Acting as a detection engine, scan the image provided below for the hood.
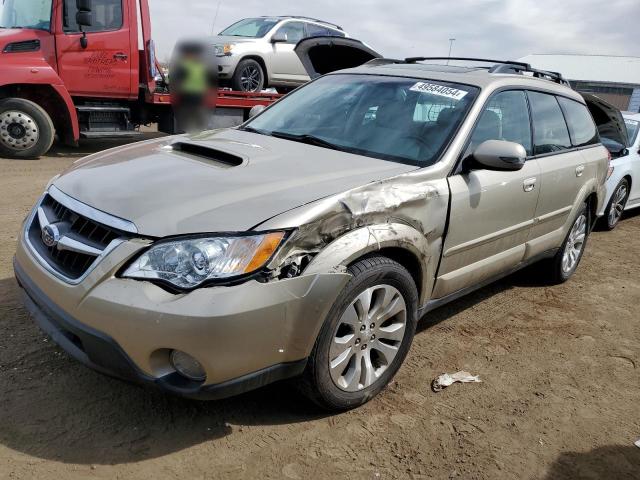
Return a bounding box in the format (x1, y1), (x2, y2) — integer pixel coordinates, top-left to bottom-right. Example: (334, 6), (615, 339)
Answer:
(52, 129), (417, 237)
(581, 93), (629, 147)
(294, 36), (381, 79)
(0, 28), (47, 53)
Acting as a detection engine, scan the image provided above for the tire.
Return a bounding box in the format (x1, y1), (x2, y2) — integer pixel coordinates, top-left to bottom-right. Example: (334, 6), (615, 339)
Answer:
(546, 203), (590, 284)
(601, 178), (629, 230)
(0, 98), (55, 159)
(231, 59), (265, 92)
(299, 255), (418, 411)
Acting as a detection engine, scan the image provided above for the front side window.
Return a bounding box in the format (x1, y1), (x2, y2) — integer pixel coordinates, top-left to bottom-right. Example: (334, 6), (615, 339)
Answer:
(0, 0), (52, 30)
(528, 91), (572, 155)
(63, 0), (122, 32)
(219, 17), (279, 38)
(306, 23), (345, 37)
(244, 74), (478, 166)
(275, 21), (305, 44)
(557, 97), (599, 147)
(466, 90), (532, 157)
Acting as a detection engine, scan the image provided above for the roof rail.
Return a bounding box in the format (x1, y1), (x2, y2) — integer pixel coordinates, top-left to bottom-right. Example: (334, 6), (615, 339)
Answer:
(276, 16), (343, 30)
(402, 57), (569, 85)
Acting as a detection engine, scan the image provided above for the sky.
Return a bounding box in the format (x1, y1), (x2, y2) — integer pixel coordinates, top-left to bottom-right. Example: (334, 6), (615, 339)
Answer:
(148, 0), (640, 62)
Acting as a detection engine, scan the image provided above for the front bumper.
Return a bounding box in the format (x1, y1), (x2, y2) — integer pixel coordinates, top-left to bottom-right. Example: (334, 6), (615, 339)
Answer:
(216, 55), (239, 80)
(14, 237), (349, 399)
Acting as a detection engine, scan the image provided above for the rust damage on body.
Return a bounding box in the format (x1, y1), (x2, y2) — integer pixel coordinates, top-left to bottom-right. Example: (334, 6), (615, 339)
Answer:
(262, 172), (450, 304)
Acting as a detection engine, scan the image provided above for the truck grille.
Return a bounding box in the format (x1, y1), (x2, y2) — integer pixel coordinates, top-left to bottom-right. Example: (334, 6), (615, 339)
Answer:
(26, 189), (135, 282)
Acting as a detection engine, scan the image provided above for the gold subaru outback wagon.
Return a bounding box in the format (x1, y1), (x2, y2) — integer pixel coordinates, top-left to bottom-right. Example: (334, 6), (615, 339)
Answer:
(15, 56), (615, 410)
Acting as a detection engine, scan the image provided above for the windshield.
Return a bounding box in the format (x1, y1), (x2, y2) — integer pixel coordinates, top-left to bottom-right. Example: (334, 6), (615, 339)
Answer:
(219, 17), (279, 38)
(0, 0), (52, 30)
(244, 74), (478, 166)
(624, 118), (640, 146)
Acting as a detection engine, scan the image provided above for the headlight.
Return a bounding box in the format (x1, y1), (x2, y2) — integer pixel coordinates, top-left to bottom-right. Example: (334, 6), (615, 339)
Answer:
(214, 43), (234, 56)
(123, 232), (285, 289)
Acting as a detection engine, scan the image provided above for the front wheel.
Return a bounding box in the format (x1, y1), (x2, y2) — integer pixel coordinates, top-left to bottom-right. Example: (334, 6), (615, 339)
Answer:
(231, 59), (265, 92)
(300, 255), (418, 411)
(602, 178), (629, 230)
(0, 98), (55, 159)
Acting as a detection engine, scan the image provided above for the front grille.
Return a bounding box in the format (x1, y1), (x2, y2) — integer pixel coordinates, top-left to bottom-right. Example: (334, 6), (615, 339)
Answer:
(27, 193), (133, 281)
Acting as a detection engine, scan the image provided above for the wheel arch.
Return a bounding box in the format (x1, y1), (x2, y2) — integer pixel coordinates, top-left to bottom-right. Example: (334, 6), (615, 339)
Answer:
(238, 55), (269, 85)
(0, 83), (79, 146)
(302, 223), (436, 306)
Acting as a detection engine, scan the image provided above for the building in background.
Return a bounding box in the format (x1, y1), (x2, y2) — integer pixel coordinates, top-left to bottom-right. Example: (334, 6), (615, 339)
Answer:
(518, 54), (640, 113)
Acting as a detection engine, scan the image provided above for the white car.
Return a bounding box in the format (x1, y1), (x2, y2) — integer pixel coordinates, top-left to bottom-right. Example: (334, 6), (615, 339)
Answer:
(599, 111), (640, 229)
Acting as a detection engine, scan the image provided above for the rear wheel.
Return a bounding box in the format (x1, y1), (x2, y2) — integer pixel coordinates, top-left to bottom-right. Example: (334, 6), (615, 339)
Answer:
(602, 178), (629, 230)
(300, 255), (418, 411)
(546, 203), (590, 284)
(231, 59), (265, 92)
(0, 98), (55, 159)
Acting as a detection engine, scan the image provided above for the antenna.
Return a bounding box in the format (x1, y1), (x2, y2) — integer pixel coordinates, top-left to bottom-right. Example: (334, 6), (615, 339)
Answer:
(211, 0), (222, 35)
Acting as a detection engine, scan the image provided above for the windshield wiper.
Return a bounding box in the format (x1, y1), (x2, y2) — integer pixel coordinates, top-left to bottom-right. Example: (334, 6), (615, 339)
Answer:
(270, 131), (342, 151)
(240, 126), (269, 135)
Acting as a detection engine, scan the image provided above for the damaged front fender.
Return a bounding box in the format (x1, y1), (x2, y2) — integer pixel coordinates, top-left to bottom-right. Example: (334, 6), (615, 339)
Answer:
(259, 170), (451, 306)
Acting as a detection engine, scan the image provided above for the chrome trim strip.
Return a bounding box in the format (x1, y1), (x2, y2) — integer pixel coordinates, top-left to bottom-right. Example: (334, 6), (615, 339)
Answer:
(56, 236), (103, 256)
(48, 185), (138, 234)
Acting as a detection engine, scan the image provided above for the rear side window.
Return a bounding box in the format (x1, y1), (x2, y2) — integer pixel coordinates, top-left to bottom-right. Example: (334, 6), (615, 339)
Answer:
(557, 97), (599, 147)
(63, 0), (123, 32)
(466, 90), (532, 156)
(528, 91), (572, 155)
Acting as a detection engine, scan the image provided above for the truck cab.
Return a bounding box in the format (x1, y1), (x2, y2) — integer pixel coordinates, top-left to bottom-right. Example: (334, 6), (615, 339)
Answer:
(0, 0), (164, 158)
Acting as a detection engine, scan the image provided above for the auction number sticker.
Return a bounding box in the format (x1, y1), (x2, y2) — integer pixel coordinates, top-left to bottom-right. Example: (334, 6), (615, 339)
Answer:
(409, 82), (468, 100)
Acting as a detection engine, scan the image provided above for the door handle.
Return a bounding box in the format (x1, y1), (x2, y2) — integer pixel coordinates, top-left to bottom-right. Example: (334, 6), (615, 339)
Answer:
(575, 165), (585, 177)
(113, 53), (128, 61)
(523, 177), (537, 192)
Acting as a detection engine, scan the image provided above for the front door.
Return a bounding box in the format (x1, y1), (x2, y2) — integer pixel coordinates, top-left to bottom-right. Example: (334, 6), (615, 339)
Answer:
(434, 90), (541, 298)
(55, 0), (133, 98)
(268, 21), (308, 83)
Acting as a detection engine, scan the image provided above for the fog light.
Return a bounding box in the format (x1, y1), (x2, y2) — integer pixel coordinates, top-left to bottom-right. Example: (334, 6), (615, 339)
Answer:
(170, 350), (206, 381)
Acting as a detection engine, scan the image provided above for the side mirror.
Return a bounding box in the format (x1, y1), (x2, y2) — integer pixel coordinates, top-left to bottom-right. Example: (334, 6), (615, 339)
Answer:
(271, 31), (288, 43)
(248, 105), (265, 118)
(473, 140), (527, 171)
(76, 0), (92, 10)
(76, 11), (92, 27)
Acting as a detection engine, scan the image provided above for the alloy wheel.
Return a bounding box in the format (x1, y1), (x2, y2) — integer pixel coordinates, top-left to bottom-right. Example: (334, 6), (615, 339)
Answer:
(608, 183), (628, 228)
(329, 284), (407, 392)
(239, 65), (262, 92)
(562, 213), (587, 274)
(0, 110), (40, 151)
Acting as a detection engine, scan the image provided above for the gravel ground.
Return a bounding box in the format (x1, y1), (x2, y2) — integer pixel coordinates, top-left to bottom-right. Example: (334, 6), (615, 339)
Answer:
(0, 136), (639, 480)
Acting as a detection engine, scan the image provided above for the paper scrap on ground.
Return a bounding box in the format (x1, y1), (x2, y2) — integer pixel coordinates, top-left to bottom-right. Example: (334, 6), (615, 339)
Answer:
(635, 439), (640, 448)
(432, 371), (482, 392)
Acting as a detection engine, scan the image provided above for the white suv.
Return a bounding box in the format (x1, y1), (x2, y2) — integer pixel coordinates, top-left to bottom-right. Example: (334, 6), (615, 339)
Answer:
(212, 16), (347, 92)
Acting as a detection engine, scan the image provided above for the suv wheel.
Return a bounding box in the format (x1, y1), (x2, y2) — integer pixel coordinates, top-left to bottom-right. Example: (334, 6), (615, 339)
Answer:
(602, 178), (629, 230)
(231, 59), (265, 92)
(300, 255), (418, 411)
(0, 98), (55, 159)
(547, 203), (590, 284)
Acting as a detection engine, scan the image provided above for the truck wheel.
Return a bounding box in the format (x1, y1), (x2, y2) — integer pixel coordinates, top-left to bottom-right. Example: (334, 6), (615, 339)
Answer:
(231, 59), (265, 92)
(546, 203), (590, 284)
(601, 178), (629, 230)
(0, 98), (55, 159)
(300, 255), (418, 411)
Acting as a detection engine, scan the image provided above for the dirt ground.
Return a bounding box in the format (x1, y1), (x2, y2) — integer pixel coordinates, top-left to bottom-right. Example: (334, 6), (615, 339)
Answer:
(0, 136), (639, 480)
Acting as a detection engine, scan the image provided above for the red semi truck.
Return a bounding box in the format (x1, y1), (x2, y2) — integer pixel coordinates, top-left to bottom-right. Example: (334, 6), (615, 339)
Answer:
(0, 0), (281, 159)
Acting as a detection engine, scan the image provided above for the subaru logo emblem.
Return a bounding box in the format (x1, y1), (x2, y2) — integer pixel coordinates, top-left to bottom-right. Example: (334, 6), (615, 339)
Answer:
(41, 224), (60, 248)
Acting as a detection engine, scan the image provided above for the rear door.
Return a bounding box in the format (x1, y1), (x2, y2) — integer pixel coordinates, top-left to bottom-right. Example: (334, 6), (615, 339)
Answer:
(526, 92), (600, 254)
(268, 21), (308, 83)
(434, 90), (541, 298)
(55, 0), (133, 98)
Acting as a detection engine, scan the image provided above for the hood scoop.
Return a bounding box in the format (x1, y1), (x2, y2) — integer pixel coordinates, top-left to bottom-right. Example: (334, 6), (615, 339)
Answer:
(170, 142), (244, 168)
(3, 39), (40, 53)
